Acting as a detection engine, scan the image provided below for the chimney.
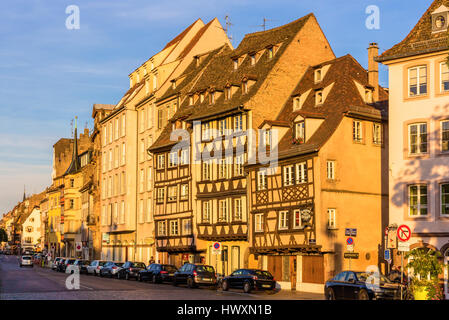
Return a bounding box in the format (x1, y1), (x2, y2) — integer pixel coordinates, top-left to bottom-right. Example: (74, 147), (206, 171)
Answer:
(368, 42), (379, 102)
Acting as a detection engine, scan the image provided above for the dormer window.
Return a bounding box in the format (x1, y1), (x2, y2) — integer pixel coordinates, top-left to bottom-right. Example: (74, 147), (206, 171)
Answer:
(195, 57), (200, 67)
(294, 122), (305, 144)
(243, 82), (248, 94)
(432, 5), (449, 33)
(365, 88), (373, 103)
(293, 97), (300, 110)
(250, 55), (256, 66)
(172, 80), (176, 90)
(210, 92), (215, 104)
(189, 96), (193, 106)
(225, 87), (231, 100)
(200, 93), (205, 103)
(314, 69), (322, 83)
(315, 90), (323, 105)
(233, 59), (238, 70)
(268, 47), (273, 59)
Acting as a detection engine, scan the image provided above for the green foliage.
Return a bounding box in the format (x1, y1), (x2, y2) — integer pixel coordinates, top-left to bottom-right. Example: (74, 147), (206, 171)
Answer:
(406, 248), (444, 300)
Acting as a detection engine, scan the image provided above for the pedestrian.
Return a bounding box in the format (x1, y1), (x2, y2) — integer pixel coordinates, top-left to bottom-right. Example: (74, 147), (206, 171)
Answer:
(148, 256), (155, 266)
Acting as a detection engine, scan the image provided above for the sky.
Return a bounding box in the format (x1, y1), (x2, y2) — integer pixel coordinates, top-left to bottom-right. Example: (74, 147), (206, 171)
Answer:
(0, 0), (433, 216)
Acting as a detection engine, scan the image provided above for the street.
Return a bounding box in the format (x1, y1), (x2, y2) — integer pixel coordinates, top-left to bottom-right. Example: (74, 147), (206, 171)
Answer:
(0, 255), (323, 300)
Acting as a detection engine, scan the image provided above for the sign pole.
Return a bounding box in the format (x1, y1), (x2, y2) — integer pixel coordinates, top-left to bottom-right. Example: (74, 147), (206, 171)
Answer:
(400, 251), (404, 300)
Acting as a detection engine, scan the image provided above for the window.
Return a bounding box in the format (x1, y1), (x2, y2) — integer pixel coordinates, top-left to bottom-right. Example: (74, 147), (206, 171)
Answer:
(441, 62), (449, 92)
(158, 221), (167, 236)
(293, 97), (300, 110)
(283, 165), (294, 186)
(219, 158), (230, 179)
(295, 122), (305, 141)
(169, 151), (178, 168)
(328, 209), (336, 229)
(170, 220), (179, 236)
(296, 162), (308, 184)
(180, 149), (189, 165)
(373, 123), (383, 145)
(121, 171), (126, 194)
(408, 66), (427, 97)
(114, 118), (119, 139)
(156, 188), (165, 203)
(203, 201), (211, 223)
(121, 143), (126, 165)
(268, 47), (273, 59)
(293, 209), (302, 229)
(182, 219), (192, 235)
(441, 184), (449, 216)
(202, 161), (211, 180)
(327, 161), (335, 180)
(409, 123), (428, 155)
(234, 198), (242, 221)
(255, 213), (264, 232)
(180, 184), (188, 200)
(234, 114), (243, 131)
(314, 69), (322, 82)
(120, 201), (125, 224)
(210, 92), (215, 104)
(69, 199), (74, 209)
(243, 81), (248, 94)
(108, 149), (113, 170)
(264, 129), (272, 147)
(139, 199), (144, 223)
(108, 122), (113, 143)
(140, 139), (145, 162)
(279, 211), (289, 230)
(139, 169), (145, 193)
(114, 146), (119, 167)
(442, 121), (449, 152)
(315, 90), (323, 105)
(235, 154), (244, 176)
(102, 152), (106, 173)
(353, 120), (363, 143)
(250, 54), (256, 66)
(168, 186), (177, 202)
(225, 87), (232, 100)
(257, 170), (267, 191)
(233, 59), (238, 70)
(409, 184), (428, 216)
(70, 179), (74, 188)
(202, 122), (211, 140)
(121, 115), (126, 137)
(103, 126), (107, 146)
(157, 109), (163, 129)
(157, 154), (165, 169)
(218, 199), (228, 222)
(365, 89), (373, 103)
(219, 119), (227, 136)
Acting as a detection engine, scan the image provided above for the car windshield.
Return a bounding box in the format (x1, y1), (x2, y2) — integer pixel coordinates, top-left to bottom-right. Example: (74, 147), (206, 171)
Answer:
(115, 263), (124, 267)
(356, 272), (392, 284)
(99, 261), (106, 266)
(133, 263), (145, 268)
(196, 265), (214, 273)
(163, 265), (177, 272)
(22, 256), (31, 260)
(68, 259), (76, 263)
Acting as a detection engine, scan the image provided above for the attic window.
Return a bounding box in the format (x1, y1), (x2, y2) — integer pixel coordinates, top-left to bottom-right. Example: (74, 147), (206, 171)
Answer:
(293, 97), (300, 110)
(225, 87), (231, 100)
(210, 92), (215, 104)
(431, 5), (449, 33)
(172, 81), (176, 90)
(314, 69), (322, 83)
(268, 47), (273, 59)
(250, 55), (256, 66)
(189, 96), (193, 105)
(315, 90), (323, 105)
(195, 57), (200, 67)
(233, 59), (238, 70)
(200, 93), (205, 103)
(243, 82), (248, 94)
(365, 88), (373, 103)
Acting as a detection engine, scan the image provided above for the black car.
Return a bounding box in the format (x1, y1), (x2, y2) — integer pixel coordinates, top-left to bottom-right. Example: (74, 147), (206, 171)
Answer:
(221, 269), (276, 293)
(117, 261), (146, 280)
(138, 263), (178, 283)
(173, 264), (217, 288)
(73, 259), (91, 274)
(99, 261), (124, 278)
(325, 271), (401, 300)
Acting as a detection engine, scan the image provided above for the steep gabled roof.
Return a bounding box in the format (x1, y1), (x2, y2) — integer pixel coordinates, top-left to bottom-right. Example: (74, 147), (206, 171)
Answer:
(185, 14), (315, 121)
(163, 18), (203, 50)
(378, 0), (449, 62)
(274, 54), (388, 160)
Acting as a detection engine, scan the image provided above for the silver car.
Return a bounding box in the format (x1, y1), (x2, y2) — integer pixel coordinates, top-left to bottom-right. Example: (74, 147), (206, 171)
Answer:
(86, 260), (107, 276)
(20, 255), (33, 268)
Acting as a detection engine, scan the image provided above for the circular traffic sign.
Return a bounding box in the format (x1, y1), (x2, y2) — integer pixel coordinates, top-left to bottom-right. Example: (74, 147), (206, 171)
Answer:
(346, 237), (354, 245)
(397, 225), (411, 242)
(213, 242), (220, 250)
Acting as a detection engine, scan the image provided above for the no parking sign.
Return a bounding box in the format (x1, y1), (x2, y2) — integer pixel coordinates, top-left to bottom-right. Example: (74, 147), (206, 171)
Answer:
(212, 242), (222, 255)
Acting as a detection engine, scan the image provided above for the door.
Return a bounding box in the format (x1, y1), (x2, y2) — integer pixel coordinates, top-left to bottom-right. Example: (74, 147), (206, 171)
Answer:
(343, 271), (357, 300)
(290, 256), (297, 290)
(267, 256), (283, 282)
(302, 255), (324, 284)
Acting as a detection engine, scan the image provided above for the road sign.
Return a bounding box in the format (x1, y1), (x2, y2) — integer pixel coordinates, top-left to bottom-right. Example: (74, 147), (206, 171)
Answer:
(397, 225), (411, 242)
(346, 237), (354, 245)
(387, 228), (397, 249)
(398, 242), (410, 252)
(212, 242), (222, 255)
(345, 228), (357, 237)
(75, 242), (82, 252)
(347, 244), (354, 252)
(344, 253), (359, 259)
(384, 249), (391, 261)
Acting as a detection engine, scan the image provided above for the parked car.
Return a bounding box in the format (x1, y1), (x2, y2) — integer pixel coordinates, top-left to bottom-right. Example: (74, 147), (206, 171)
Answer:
(221, 269), (276, 293)
(116, 261), (146, 280)
(99, 262), (124, 278)
(138, 263), (177, 283)
(19, 255), (33, 268)
(52, 257), (65, 271)
(173, 263), (217, 288)
(324, 271), (401, 300)
(86, 260), (107, 276)
(66, 259), (90, 274)
(58, 258), (76, 272)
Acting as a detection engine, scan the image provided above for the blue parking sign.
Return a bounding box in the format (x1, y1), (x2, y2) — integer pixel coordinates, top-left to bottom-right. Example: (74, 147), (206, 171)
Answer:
(384, 249), (391, 261)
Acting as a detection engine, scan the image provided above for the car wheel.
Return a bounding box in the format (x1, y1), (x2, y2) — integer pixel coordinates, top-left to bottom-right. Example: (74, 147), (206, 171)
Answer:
(325, 288), (336, 300)
(117, 272), (121, 279)
(125, 273), (129, 281)
(222, 280), (229, 291)
(358, 289), (370, 300)
(187, 277), (195, 289)
(243, 282), (252, 294)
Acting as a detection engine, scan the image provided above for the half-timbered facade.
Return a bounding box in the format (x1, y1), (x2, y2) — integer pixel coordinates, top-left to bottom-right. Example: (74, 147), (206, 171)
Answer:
(247, 54), (389, 293)
(184, 14), (335, 276)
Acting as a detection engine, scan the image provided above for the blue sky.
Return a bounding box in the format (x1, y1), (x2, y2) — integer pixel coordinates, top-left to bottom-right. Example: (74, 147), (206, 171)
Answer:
(0, 0), (432, 215)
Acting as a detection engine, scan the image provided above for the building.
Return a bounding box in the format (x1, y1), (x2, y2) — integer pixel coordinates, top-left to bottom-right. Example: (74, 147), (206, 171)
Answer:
(247, 53), (389, 293)
(99, 18), (231, 263)
(21, 206), (42, 252)
(151, 13), (336, 274)
(377, 0), (449, 298)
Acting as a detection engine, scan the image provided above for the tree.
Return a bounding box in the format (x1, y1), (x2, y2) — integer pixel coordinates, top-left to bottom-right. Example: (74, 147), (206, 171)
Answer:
(0, 228), (7, 242)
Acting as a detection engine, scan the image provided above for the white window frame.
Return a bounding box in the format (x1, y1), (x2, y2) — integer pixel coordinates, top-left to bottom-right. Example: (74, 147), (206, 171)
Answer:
(293, 209), (302, 229)
(218, 199), (228, 222)
(156, 188), (165, 204)
(408, 65), (427, 97)
(296, 162), (307, 184)
(167, 186), (177, 202)
(278, 211), (289, 230)
(203, 201), (211, 223)
(168, 151), (178, 168)
(257, 169), (267, 191)
(373, 123), (382, 145)
(441, 121), (449, 153)
(158, 221), (167, 236)
(157, 154), (165, 170)
(234, 198), (243, 221)
(408, 123), (428, 155)
(170, 220), (179, 236)
(353, 120), (363, 143)
(202, 161), (211, 181)
(441, 183), (449, 216)
(441, 62), (449, 93)
(180, 184), (188, 201)
(255, 213), (264, 232)
(408, 184), (428, 217)
(283, 165), (295, 186)
(327, 161), (335, 180)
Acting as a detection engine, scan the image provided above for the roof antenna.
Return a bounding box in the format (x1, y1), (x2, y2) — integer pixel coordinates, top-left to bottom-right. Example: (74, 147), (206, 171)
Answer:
(70, 119), (74, 138)
(224, 15), (233, 45)
(259, 17), (277, 31)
